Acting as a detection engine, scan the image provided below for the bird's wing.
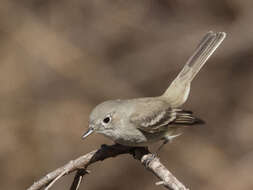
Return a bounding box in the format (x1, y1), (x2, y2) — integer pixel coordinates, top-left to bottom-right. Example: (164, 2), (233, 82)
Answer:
(130, 100), (204, 133)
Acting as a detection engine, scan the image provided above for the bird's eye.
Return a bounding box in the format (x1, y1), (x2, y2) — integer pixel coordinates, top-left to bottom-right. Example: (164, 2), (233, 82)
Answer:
(102, 116), (111, 125)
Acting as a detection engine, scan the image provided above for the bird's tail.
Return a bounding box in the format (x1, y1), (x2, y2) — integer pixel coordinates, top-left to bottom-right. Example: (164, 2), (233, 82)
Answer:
(162, 31), (226, 107)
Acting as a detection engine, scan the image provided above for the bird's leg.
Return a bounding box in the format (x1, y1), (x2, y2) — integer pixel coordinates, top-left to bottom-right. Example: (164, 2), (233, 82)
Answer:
(142, 142), (167, 168)
(155, 133), (182, 154)
(156, 139), (169, 154)
(144, 140), (169, 167)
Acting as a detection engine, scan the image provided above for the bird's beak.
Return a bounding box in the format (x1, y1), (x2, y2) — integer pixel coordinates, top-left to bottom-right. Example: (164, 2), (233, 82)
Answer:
(81, 127), (94, 140)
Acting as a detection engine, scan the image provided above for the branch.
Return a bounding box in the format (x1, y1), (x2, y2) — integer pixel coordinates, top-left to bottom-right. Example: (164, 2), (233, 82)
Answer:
(27, 144), (189, 190)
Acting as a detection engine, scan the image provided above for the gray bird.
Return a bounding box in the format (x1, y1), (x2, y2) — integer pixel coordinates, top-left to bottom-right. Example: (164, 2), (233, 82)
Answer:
(82, 31), (226, 149)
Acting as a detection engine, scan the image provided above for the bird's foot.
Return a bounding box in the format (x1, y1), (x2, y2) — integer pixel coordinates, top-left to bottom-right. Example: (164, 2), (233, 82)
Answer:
(144, 153), (157, 168)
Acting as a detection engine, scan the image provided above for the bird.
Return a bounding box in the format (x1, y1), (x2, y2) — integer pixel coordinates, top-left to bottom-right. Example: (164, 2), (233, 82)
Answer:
(82, 31), (226, 150)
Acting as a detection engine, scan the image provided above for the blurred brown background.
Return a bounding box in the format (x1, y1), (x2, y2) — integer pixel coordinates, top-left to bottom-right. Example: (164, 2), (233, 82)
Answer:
(0, 0), (253, 189)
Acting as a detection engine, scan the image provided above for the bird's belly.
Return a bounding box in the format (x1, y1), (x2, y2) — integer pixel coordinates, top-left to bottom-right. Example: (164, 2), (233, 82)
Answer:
(114, 130), (167, 147)
(99, 127), (179, 147)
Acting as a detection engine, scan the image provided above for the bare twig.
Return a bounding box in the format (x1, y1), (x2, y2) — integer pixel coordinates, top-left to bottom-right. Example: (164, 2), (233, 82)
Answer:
(69, 169), (88, 190)
(27, 144), (189, 190)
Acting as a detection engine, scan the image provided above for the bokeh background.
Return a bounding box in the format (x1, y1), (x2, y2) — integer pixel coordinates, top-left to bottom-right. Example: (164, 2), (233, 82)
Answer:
(1, 0), (253, 189)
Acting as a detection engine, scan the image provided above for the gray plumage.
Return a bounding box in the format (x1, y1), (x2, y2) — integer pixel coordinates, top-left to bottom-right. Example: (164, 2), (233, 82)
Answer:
(82, 31), (226, 147)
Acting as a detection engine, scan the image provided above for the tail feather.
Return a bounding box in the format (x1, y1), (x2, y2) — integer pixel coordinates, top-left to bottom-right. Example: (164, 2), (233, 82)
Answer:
(179, 31), (226, 82)
(162, 31), (226, 107)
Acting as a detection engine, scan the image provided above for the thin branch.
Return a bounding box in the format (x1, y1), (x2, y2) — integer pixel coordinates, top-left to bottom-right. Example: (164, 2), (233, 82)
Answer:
(27, 144), (189, 190)
(69, 169), (88, 190)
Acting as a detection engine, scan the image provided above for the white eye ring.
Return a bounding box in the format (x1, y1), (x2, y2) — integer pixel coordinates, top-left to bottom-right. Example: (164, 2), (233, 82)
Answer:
(102, 115), (111, 125)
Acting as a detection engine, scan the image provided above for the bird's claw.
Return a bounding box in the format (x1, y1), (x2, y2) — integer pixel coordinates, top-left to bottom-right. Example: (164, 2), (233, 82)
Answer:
(144, 154), (156, 168)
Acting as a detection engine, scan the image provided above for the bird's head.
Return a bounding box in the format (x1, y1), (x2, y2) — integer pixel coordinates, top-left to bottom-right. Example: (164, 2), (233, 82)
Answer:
(82, 100), (123, 140)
